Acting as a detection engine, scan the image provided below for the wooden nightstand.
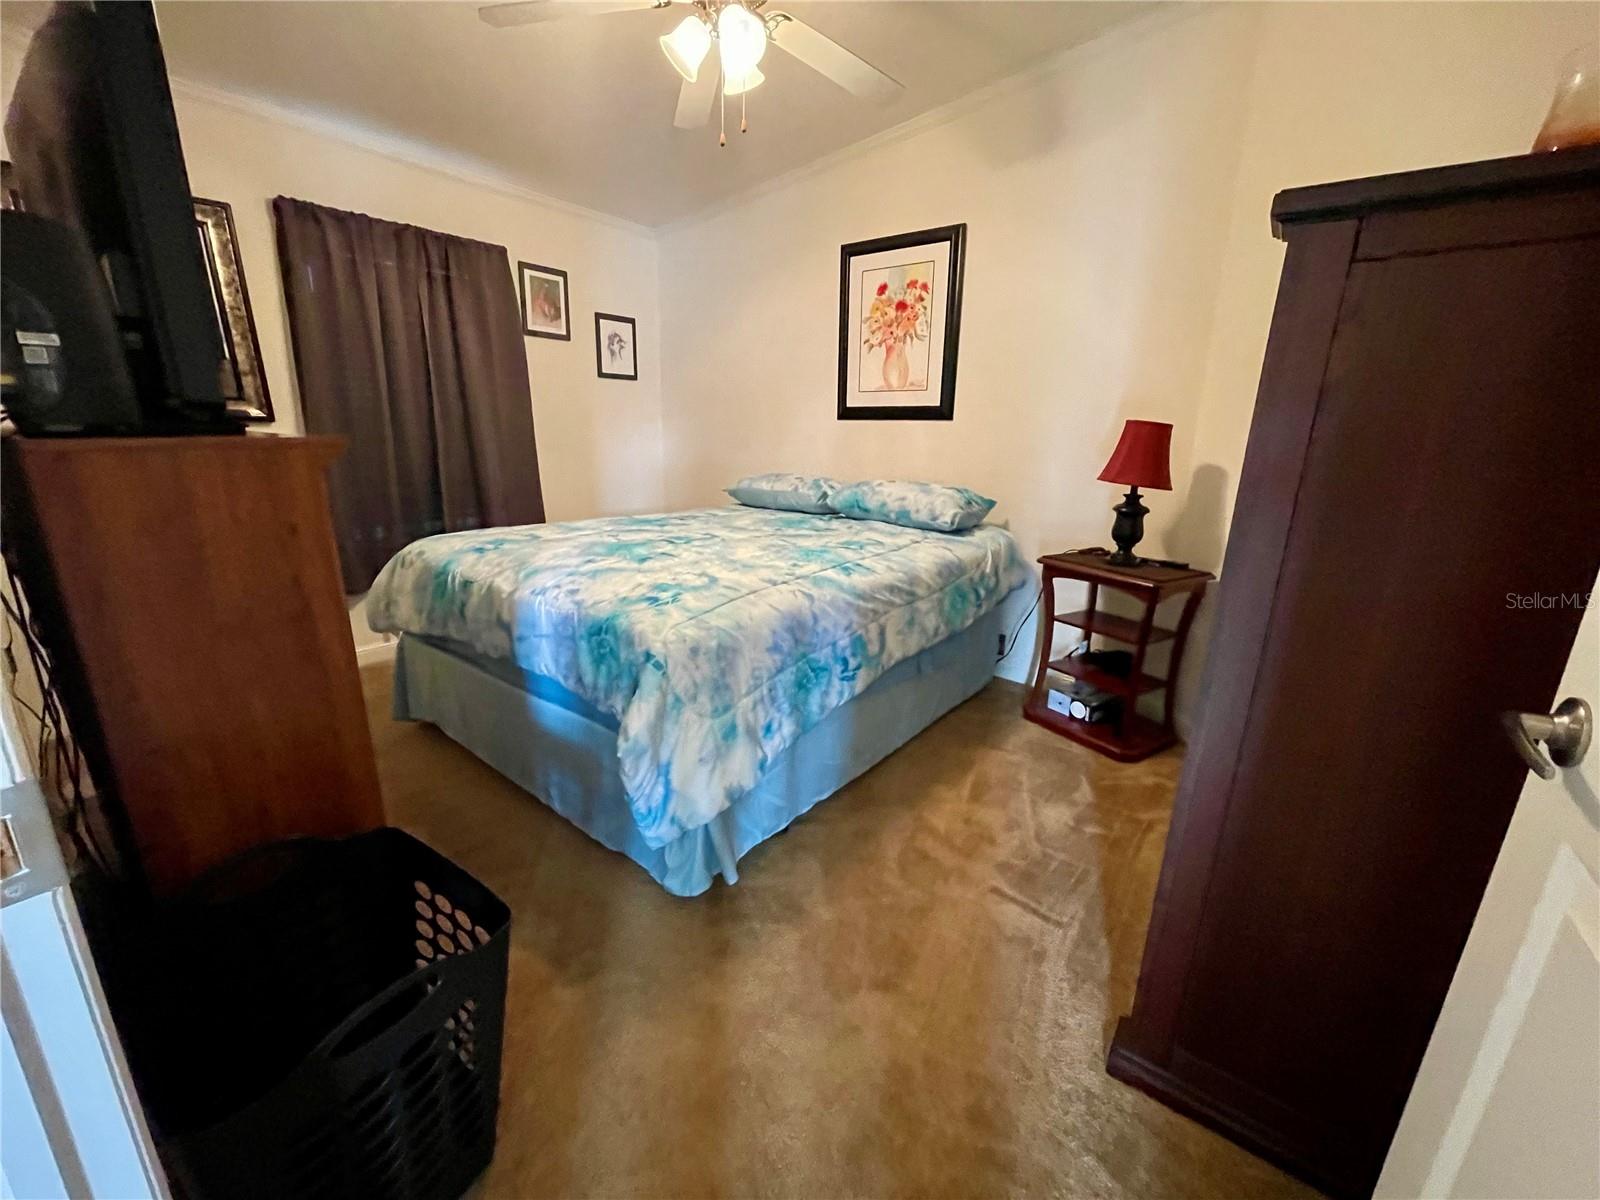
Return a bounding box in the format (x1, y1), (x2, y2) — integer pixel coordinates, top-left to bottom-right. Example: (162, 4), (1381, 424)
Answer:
(1022, 550), (1213, 762)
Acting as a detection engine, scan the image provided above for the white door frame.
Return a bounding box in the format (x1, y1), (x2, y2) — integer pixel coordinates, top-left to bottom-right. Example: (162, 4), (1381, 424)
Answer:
(0, 674), (168, 1200)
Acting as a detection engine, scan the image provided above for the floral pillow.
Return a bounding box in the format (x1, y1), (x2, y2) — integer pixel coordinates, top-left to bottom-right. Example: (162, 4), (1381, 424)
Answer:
(830, 480), (996, 533)
(725, 473), (840, 515)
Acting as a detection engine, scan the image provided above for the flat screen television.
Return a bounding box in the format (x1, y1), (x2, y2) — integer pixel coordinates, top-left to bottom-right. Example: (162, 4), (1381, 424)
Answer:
(4, 0), (237, 432)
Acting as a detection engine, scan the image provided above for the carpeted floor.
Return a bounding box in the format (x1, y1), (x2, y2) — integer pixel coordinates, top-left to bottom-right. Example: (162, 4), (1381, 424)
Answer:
(361, 662), (1320, 1200)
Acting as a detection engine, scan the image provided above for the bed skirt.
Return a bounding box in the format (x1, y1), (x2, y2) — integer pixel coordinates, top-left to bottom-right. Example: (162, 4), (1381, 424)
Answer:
(391, 608), (1003, 896)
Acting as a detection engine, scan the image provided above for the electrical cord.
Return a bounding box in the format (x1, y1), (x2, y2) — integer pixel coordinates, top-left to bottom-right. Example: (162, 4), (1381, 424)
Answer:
(996, 586), (1043, 663)
(1, 565), (115, 876)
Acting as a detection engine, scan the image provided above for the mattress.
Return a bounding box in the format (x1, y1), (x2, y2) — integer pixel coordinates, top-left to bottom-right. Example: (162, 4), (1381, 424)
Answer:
(367, 506), (1027, 852)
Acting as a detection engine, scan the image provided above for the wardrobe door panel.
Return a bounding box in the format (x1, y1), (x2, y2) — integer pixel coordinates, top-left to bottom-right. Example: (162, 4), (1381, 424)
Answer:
(1172, 235), (1600, 1176)
(1116, 219), (1360, 1053)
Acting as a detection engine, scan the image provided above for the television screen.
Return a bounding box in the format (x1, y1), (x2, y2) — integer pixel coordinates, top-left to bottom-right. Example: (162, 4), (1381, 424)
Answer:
(5, 0), (230, 424)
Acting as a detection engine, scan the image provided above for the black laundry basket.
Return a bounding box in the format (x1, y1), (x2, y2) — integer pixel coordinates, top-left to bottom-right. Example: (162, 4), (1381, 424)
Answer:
(122, 827), (510, 1200)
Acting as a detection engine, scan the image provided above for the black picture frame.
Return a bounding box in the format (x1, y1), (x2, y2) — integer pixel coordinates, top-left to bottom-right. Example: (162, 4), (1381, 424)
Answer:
(837, 223), (965, 421)
(594, 312), (638, 381)
(193, 196), (274, 422)
(519, 261), (571, 340)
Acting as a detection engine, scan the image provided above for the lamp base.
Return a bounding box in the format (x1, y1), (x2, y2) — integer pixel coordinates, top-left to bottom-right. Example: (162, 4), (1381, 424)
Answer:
(1107, 487), (1150, 568)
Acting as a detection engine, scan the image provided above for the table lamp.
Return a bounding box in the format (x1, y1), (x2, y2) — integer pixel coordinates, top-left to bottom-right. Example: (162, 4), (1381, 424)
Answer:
(1097, 419), (1172, 567)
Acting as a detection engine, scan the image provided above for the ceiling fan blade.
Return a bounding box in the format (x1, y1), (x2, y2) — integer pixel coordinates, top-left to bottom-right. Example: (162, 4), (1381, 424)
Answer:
(673, 66), (719, 129)
(478, 0), (669, 29)
(767, 12), (902, 103)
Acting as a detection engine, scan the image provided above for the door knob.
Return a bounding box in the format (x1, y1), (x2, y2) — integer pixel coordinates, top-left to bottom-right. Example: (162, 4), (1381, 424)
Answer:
(1503, 698), (1592, 781)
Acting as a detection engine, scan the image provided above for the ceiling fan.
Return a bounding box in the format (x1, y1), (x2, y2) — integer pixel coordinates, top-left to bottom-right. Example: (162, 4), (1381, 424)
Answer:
(478, 0), (903, 143)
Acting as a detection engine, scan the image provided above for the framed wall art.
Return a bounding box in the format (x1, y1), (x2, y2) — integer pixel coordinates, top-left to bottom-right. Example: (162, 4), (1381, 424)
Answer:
(594, 312), (637, 381)
(519, 261), (571, 340)
(193, 197), (274, 422)
(837, 223), (966, 421)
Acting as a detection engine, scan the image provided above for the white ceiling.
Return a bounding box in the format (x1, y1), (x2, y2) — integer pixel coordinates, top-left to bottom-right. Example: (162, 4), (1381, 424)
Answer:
(134, 1), (1157, 227)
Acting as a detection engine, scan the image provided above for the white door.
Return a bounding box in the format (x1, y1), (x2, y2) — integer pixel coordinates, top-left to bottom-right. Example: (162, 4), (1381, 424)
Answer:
(1, 674), (167, 1200)
(1377, 578), (1599, 1200)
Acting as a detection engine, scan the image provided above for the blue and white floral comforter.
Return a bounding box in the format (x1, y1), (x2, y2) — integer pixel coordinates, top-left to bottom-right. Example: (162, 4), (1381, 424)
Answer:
(366, 507), (1027, 847)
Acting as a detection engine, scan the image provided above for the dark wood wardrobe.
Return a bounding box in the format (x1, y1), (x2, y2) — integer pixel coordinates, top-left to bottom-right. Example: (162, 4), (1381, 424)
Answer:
(1108, 147), (1600, 1198)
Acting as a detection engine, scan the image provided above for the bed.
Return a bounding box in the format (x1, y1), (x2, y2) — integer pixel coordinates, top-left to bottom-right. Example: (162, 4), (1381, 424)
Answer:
(366, 505), (1027, 895)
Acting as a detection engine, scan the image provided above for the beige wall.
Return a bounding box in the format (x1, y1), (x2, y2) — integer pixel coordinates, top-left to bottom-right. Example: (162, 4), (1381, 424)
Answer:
(5, 4), (1594, 681)
(167, 89), (669, 648)
(167, 88), (666, 524)
(1175, 1), (1598, 720)
(657, 2), (1597, 720)
(1, 38), (668, 651)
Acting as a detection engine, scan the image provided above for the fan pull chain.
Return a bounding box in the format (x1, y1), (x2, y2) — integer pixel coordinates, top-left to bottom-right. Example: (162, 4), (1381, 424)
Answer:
(741, 88), (747, 135)
(719, 87), (726, 147)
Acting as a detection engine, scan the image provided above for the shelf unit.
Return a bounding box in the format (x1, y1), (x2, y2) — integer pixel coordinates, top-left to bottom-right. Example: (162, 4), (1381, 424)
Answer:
(1022, 551), (1213, 762)
(1054, 609), (1176, 645)
(1047, 653), (1166, 698)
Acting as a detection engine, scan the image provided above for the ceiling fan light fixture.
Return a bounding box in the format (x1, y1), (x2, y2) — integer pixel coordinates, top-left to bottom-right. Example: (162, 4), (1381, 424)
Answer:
(716, 2), (767, 80)
(722, 65), (764, 96)
(659, 14), (712, 82)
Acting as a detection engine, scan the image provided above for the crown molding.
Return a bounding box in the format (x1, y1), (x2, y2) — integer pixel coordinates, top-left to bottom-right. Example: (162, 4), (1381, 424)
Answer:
(656, 2), (1196, 236)
(165, 75), (656, 237)
(2, 22), (651, 235)
(5, 4), (1195, 238)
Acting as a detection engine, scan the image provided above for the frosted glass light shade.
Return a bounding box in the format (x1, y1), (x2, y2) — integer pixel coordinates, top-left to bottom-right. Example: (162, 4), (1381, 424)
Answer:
(716, 3), (767, 80)
(659, 15), (712, 82)
(722, 65), (764, 96)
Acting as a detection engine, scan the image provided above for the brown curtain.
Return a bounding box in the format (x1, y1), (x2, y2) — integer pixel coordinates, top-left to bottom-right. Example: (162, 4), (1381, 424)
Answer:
(273, 197), (544, 592)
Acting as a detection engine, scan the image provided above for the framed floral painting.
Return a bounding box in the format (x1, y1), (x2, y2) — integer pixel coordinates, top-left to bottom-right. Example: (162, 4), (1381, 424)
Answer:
(837, 223), (965, 421)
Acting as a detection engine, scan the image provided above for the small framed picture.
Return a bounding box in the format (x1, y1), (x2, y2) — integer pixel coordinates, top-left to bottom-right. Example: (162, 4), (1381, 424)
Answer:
(594, 312), (637, 381)
(519, 261), (570, 340)
(838, 223), (966, 421)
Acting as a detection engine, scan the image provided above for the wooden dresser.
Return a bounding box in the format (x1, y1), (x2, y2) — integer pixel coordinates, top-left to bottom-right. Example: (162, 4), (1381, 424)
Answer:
(2, 434), (384, 894)
(1108, 148), (1600, 1197)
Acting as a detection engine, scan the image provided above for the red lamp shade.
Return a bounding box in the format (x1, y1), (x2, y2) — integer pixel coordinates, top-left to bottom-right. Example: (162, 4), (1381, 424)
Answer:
(1098, 419), (1173, 491)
